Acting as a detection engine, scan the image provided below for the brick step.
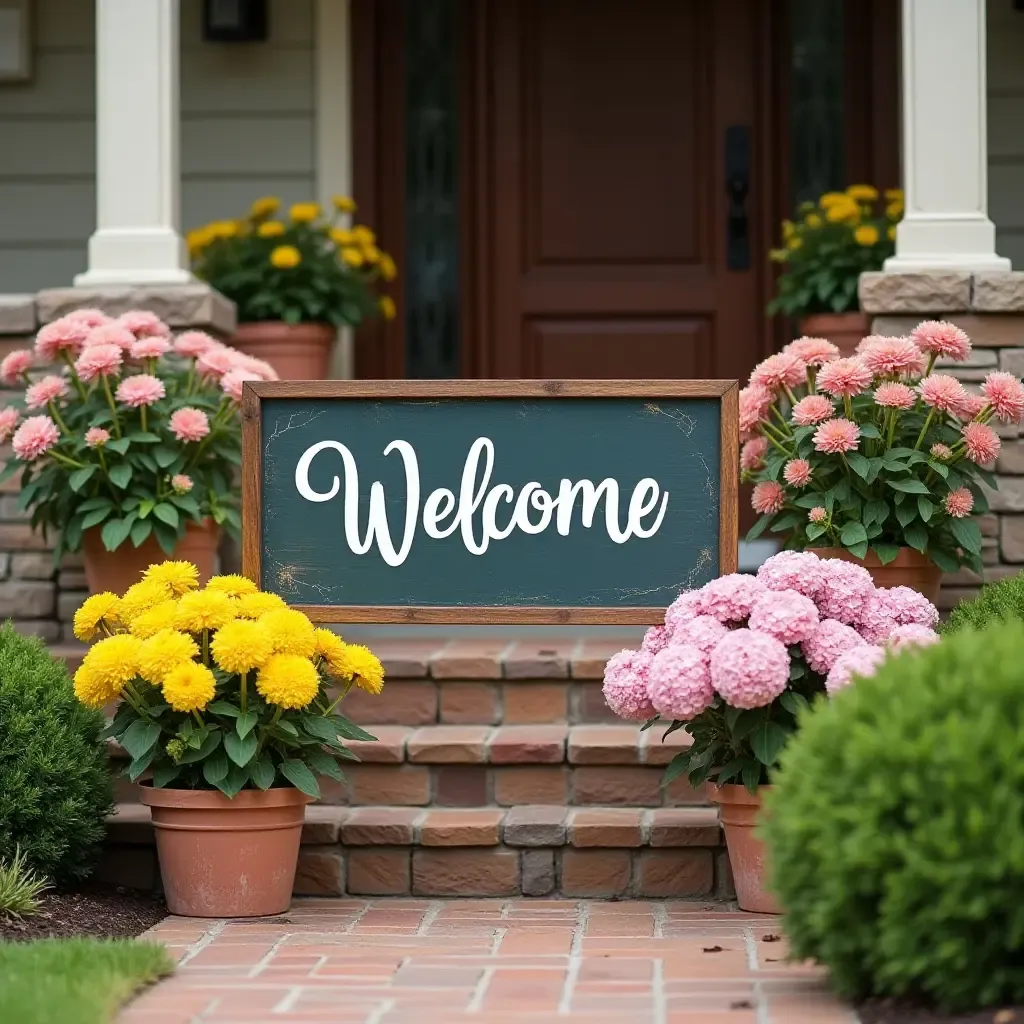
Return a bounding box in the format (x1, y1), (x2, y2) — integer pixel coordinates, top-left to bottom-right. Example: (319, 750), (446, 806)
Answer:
(101, 803), (729, 900)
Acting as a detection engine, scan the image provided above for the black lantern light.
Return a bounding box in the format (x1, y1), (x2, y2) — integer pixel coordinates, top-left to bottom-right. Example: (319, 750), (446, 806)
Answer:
(202, 0), (268, 43)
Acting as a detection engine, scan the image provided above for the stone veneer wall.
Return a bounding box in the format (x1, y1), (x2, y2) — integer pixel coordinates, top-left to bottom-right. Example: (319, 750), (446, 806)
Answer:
(859, 270), (1024, 611)
(0, 285), (235, 642)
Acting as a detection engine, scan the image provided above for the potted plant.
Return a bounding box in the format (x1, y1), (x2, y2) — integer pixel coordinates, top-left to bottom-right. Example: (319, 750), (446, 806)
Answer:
(187, 196), (398, 380)
(602, 551), (939, 912)
(769, 185), (902, 355)
(740, 322), (1023, 600)
(71, 562), (385, 917)
(0, 310), (272, 595)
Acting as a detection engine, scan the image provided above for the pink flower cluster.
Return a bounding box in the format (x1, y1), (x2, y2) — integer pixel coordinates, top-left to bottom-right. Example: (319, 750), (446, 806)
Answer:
(602, 551), (941, 724)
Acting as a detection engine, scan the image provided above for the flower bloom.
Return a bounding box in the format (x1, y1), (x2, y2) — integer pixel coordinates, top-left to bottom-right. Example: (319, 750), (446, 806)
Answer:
(854, 595), (898, 645)
(739, 384), (772, 437)
(860, 336), (924, 377)
(752, 481), (786, 515)
(649, 644), (714, 720)
(130, 336), (170, 360)
(0, 349), (33, 385)
(750, 352), (806, 392)
(169, 407), (210, 443)
(682, 615), (730, 655)
(826, 645), (886, 694)
(115, 373), (165, 407)
(117, 310), (170, 340)
(12, 415), (60, 461)
(813, 418), (860, 454)
(945, 487), (974, 518)
(65, 308), (111, 328)
(956, 391), (988, 421)
(918, 374), (968, 414)
(664, 590), (702, 635)
(641, 625), (671, 655)
(817, 357), (872, 398)
(695, 573), (766, 623)
(981, 371), (1024, 424)
(220, 368), (260, 402)
(816, 559), (876, 624)
(73, 592), (120, 643)
(791, 394), (834, 426)
(961, 420), (1001, 465)
(911, 320), (972, 361)
(710, 629), (789, 709)
(757, 550), (825, 599)
(162, 661), (216, 713)
(35, 317), (90, 360)
(85, 427), (110, 448)
(196, 346), (238, 379)
(802, 618), (867, 675)
(270, 244), (302, 269)
(24, 375), (68, 409)
(171, 473), (193, 494)
(0, 407), (19, 442)
(740, 437), (768, 471)
(784, 336), (839, 367)
(173, 330), (219, 357)
(748, 589), (819, 645)
(232, 353), (279, 381)
(783, 459), (812, 487)
(85, 322), (137, 351)
(874, 382), (916, 409)
(211, 619), (274, 675)
(808, 507), (827, 524)
(930, 443), (953, 460)
(878, 586), (939, 628)
(602, 649), (656, 721)
(887, 623), (941, 652)
(75, 343), (123, 381)
(256, 653), (320, 709)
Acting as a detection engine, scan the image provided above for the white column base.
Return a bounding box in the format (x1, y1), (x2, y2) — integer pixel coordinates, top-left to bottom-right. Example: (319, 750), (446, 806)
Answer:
(885, 214), (1011, 273)
(75, 228), (194, 286)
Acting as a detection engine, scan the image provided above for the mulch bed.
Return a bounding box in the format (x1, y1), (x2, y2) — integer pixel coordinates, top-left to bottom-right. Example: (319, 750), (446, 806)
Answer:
(859, 1000), (1023, 1023)
(0, 884), (166, 942)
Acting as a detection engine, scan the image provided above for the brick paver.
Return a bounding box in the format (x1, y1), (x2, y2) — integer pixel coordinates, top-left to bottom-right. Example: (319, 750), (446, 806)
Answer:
(119, 899), (855, 1023)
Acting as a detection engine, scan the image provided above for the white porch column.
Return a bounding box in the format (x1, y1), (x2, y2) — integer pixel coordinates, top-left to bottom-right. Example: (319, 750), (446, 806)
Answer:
(75, 0), (192, 285)
(885, 0), (1010, 272)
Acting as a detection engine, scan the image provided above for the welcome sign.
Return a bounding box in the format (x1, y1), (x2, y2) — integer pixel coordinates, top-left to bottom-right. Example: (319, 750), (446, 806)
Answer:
(241, 381), (738, 623)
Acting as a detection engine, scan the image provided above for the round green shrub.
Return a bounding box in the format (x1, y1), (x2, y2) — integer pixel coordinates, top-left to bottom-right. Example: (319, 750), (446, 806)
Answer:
(762, 622), (1024, 1013)
(0, 623), (113, 883)
(942, 569), (1024, 635)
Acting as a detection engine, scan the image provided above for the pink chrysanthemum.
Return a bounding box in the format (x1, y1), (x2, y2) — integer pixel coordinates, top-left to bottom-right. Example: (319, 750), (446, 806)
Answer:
(918, 374), (967, 414)
(757, 550), (825, 599)
(709, 629), (789, 709)
(85, 322), (136, 352)
(854, 594), (898, 645)
(802, 618), (867, 675)
(602, 649), (656, 721)
(695, 573), (766, 623)
(64, 308), (111, 328)
(783, 459), (812, 487)
(860, 336), (924, 377)
(648, 644), (714, 720)
(961, 421), (1001, 465)
(816, 559), (876, 624)
(664, 590), (702, 635)
(878, 586), (939, 629)
(11, 415), (60, 461)
(220, 368), (260, 403)
(130, 336), (170, 360)
(817, 357), (873, 399)
(169, 407), (210, 443)
(784, 336), (839, 367)
(752, 481), (786, 515)
(887, 624), (941, 652)
(750, 352), (806, 393)
(748, 588), (820, 645)
(739, 384), (772, 438)
(173, 331), (220, 357)
(930, 443), (953, 461)
(826, 645), (887, 694)
(641, 625), (671, 655)
(24, 375), (68, 410)
(34, 317), (90, 361)
(196, 346), (238, 378)
(945, 487), (974, 518)
(0, 407), (19, 443)
(981, 371), (1024, 425)
(874, 382), (916, 409)
(85, 427), (110, 448)
(791, 394), (834, 426)
(172, 474), (194, 494)
(911, 320), (972, 361)
(956, 391), (988, 421)
(74, 343), (123, 382)
(813, 418), (860, 454)
(232, 353), (280, 381)
(682, 615), (731, 655)
(116, 310), (170, 340)
(740, 437), (768, 471)
(0, 349), (33, 385)
(116, 373), (165, 407)
(808, 507), (827, 524)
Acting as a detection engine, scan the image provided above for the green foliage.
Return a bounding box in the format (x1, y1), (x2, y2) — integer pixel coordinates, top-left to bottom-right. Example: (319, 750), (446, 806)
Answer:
(762, 624), (1024, 1012)
(941, 570), (1024, 635)
(0, 847), (50, 917)
(0, 625), (113, 883)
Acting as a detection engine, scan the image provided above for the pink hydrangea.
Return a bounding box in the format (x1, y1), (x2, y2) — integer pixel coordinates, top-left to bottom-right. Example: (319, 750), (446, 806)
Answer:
(602, 649), (656, 721)
(877, 586), (939, 628)
(196, 346), (238, 378)
(0, 349), (33, 385)
(816, 559), (876, 623)
(825, 645), (887, 694)
(860, 336), (924, 377)
(85, 322), (136, 351)
(682, 615), (730, 655)
(784, 336), (839, 367)
(750, 352), (805, 393)
(808, 507), (827, 524)
(930, 443), (953, 460)
(116, 310), (170, 340)
(887, 623), (941, 652)
(173, 331), (220, 357)
(0, 407), (19, 443)
(116, 373), (165, 407)
(74, 343), (122, 382)
(874, 382), (916, 409)
(24, 375), (68, 410)
(911, 320), (972, 361)
(220, 368), (260, 403)
(171, 474), (194, 494)
(748, 589), (819, 645)
(739, 384), (772, 438)
(945, 488), (974, 518)
(695, 573), (766, 623)
(740, 437), (768, 471)
(35, 316), (90, 360)
(664, 590), (702, 635)
(130, 336), (171, 360)
(919, 374), (967, 414)
(709, 629), (789, 709)
(641, 625), (671, 655)
(85, 427), (110, 448)
(854, 594), (898, 645)
(64, 308), (111, 328)
(168, 407), (210, 443)
(817, 357), (872, 398)
(802, 618), (867, 675)
(813, 418), (860, 454)
(11, 415), (60, 461)
(756, 550), (825, 599)
(961, 421), (1001, 465)
(783, 459), (812, 487)
(981, 371), (1024, 425)
(791, 394), (834, 426)
(752, 481), (786, 515)
(649, 644), (714, 720)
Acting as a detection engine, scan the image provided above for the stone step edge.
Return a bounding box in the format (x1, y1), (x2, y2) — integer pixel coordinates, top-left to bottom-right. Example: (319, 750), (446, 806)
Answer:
(107, 803), (723, 850)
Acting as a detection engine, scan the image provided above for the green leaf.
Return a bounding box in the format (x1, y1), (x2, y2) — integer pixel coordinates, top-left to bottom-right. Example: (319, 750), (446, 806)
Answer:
(896, 501), (919, 528)
(69, 465), (97, 492)
(236, 710), (259, 739)
(929, 546), (961, 573)
(889, 477), (930, 494)
(859, 423), (881, 439)
(300, 714), (340, 744)
(280, 759), (321, 798)
(780, 691), (810, 716)
(806, 523), (826, 541)
(127, 431), (161, 443)
(333, 717), (377, 742)
(0, 461), (22, 486)
(305, 747), (345, 782)
(745, 514), (775, 542)
(138, 498), (155, 519)
(950, 517), (982, 555)
(840, 522), (868, 547)
(214, 763), (248, 799)
(846, 452), (870, 479)
(153, 502), (179, 528)
(741, 761), (761, 795)
(904, 522), (929, 553)
(917, 496), (935, 522)
(77, 496), (113, 513)
(202, 750), (229, 785)
(130, 518), (153, 547)
(864, 499), (889, 527)
(176, 730), (222, 764)
(81, 506), (111, 530)
(106, 437), (131, 456)
(208, 700), (241, 718)
(151, 764), (181, 788)
(100, 516), (134, 551)
(152, 446), (178, 469)
(661, 751), (691, 787)
(872, 543), (902, 565)
(127, 747), (156, 782)
(224, 730), (258, 767)
(928, 460), (949, 479)
(121, 720), (161, 760)
(108, 464), (133, 489)
(750, 721), (788, 767)
(250, 757), (276, 790)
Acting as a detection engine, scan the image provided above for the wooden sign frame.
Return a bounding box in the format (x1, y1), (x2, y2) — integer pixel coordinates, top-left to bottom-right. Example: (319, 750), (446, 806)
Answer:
(242, 379), (738, 624)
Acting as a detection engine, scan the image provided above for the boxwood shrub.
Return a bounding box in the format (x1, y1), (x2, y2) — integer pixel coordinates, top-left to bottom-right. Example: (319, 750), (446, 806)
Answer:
(942, 570), (1024, 634)
(762, 622), (1024, 1013)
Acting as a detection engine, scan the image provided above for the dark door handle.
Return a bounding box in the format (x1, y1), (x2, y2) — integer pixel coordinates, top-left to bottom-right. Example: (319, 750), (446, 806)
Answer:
(725, 126), (751, 271)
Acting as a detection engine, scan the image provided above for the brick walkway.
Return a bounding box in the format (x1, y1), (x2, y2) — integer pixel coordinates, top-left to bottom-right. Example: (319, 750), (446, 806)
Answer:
(119, 899), (855, 1023)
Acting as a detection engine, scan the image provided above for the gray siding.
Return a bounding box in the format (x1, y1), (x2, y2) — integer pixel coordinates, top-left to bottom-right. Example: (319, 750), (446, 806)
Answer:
(989, 0), (1024, 269)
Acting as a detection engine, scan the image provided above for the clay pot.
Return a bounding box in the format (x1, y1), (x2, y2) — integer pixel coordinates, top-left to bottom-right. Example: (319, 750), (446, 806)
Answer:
(233, 321), (336, 380)
(139, 785), (312, 918)
(709, 783), (780, 914)
(799, 312), (870, 358)
(82, 520), (219, 596)
(808, 546), (942, 603)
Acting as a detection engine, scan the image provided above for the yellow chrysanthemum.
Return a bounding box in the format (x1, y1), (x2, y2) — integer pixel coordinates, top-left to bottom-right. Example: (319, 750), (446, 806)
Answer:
(352, 226), (375, 245)
(343, 644), (385, 695)
(884, 188), (904, 202)
(256, 654), (320, 709)
(818, 192), (847, 209)
(887, 225), (897, 241)
(781, 219), (795, 241)
(846, 184), (878, 202)
(73, 663), (112, 709)
(332, 195), (357, 213)
(162, 661), (216, 713)
(361, 244), (381, 264)
(205, 574), (258, 599)
(207, 219), (239, 239)
(174, 589), (235, 633)
(211, 619), (273, 675)
(250, 196), (280, 219)
(329, 227), (353, 246)
(236, 591), (287, 620)
(378, 253), (397, 281)
(117, 580), (171, 625)
(379, 296), (397, 320)
(73, 591), (120, 642)
(258, 220), (286, 238)
(804, 213), (822, 229)
(186, 226), (212, 254)
(137, 629), (199, 684)
(260, 608), (316, 658)
(340, 247), (364, 267)
(144, 560), (200, 596)
(313, 628), (348, 677)
(80, 634), (142, 698)
(270, 245), (301, 269)
(129, 600), (179, 639)
(854, 224), (879, 246)
(289, 202), (321, 223)
(825, 196), (859, 223)
(885, 201), (903, 221)
(787, 236), (803, 251)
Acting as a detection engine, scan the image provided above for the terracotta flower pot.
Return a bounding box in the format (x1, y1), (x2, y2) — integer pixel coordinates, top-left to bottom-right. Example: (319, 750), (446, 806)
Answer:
(139, 785), (312, 918)
(709, 783), (780, 914)
(808, 546), (942, 603)
(233, 321), (336, 380)
(799, 312), (870, 358)
(82, 519), (219, 596)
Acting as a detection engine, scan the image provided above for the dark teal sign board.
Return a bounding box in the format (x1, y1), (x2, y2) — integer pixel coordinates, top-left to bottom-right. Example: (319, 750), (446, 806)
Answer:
(242, 381), (738, 624)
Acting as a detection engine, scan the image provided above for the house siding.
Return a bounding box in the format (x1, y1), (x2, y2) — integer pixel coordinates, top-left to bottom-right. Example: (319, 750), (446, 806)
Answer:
(989, 0), (1024, 270)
